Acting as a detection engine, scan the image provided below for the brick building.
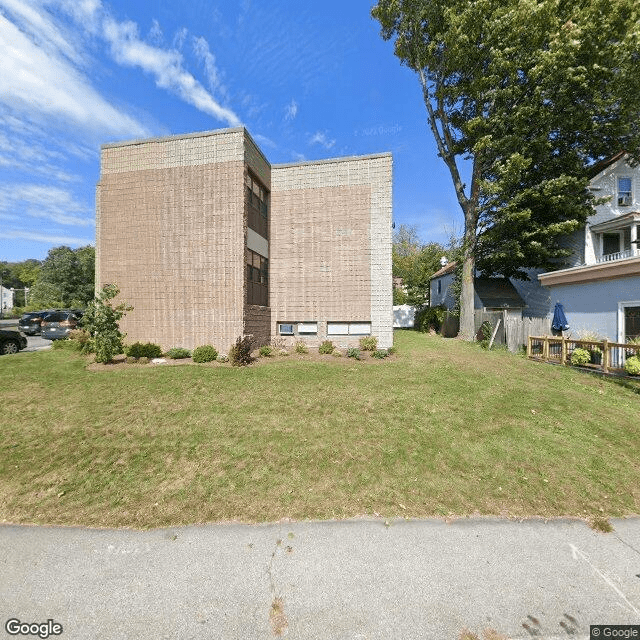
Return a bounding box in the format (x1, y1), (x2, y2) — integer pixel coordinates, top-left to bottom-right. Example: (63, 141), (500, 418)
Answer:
(96, 127), (393, 353)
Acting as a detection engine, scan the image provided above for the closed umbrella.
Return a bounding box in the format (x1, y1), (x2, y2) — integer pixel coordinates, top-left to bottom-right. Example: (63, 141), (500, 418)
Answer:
(551, 302), (569, 331)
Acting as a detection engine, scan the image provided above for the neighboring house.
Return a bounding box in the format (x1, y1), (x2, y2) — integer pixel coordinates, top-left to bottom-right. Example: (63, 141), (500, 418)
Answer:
(0, 286), (14, 312)
(96, 127), (393, 351)
(538, 152), (640, 343)
(430, 261), (525, 317)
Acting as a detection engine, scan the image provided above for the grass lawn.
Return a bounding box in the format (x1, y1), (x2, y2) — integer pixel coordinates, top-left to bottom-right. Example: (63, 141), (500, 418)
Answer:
(1, 330), (638, 529)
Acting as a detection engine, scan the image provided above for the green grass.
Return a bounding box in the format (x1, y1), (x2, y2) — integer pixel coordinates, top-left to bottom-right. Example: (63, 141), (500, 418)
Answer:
(1, 330), (638, 529)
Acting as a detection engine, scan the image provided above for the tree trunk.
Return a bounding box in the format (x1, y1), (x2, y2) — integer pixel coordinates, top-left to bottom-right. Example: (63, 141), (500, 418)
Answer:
(459, 248), (475, 340)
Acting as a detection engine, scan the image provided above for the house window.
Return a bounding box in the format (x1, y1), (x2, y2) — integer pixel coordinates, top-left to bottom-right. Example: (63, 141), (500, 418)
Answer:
(618, 177), (632, 206)
(245, 171), (269, 238)
(437, 280), (442, 295)
(278, 323), (294, 335)
(327, 322), (371, 335)
(625, 306), (640, 341)
(297, 323), (317, 334)
(246, 248), (268, 306)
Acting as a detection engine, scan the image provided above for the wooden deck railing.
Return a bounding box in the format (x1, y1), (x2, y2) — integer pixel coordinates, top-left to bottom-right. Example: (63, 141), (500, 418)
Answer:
(527, 335), (640, 374)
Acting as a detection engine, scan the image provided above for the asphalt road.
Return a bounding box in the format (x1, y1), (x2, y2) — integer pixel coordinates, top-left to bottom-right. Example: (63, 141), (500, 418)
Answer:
(1, 517), (639, 640)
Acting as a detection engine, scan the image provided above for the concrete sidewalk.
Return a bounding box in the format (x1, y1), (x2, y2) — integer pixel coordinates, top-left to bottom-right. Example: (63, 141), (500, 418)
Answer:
(1, 517), (639, 639)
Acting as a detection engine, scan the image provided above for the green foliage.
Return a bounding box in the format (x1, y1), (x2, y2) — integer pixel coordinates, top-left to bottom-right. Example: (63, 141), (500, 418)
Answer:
(126, 342), (163, 359)
(571, 348), (591, 366)
(318, 340), (334, 355)
(387, 345), (397, 355)
(259, 345), (274, 357)
(372, 0), (640, 338)
(217, 354), (229, 363)
(192, 345), (218, 363)
(625, 356), (640, 376)
(414, 305), (447, 333)
(347, 347), (361, 360)
(137, 357), (150, 365)
(278, 349), (290, 357)
(295, 342), (308, 354)
(332, 350), (343, 357)
(372, 349), (389, 359)
(392, 224), (457, 306)
(229, 336), (254, 367)
(359, 336), (378, 351)
(51, 338), (81, 352)
(81, 284), (132, 364)
(166, 348), (191, 359)
(28, 246), (95, 308)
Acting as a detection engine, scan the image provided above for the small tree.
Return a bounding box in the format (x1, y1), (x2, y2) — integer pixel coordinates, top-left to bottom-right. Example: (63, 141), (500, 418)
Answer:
(81, 284), (132, 363)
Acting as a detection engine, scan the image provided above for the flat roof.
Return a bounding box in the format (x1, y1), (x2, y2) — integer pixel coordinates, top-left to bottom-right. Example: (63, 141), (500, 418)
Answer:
(273, 152), (392, 169)
(100, 127), (245, 150)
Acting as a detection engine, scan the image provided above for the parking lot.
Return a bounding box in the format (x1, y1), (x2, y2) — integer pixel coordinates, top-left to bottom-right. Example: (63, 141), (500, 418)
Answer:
(0, 319), (51, 353)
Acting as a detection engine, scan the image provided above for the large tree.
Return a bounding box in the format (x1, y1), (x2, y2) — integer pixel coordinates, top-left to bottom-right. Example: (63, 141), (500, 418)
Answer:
(372, 0), (640, 339)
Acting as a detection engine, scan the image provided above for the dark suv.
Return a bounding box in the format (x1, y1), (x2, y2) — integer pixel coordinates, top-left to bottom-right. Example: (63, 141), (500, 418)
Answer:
(18, 311), (51, 335)
(0, 329), (28, 355)
(41, 311), (83, 341)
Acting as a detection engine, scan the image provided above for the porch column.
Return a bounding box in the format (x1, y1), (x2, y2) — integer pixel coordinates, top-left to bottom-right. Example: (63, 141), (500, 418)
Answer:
(632, 223), (638, 256)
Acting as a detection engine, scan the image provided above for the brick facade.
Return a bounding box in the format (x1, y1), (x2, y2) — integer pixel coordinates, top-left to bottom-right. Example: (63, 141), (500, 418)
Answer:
(97, 128), (392, 353)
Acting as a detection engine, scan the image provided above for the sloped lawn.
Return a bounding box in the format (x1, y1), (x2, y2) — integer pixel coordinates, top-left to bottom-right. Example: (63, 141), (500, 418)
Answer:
(0, 331), (638, 528)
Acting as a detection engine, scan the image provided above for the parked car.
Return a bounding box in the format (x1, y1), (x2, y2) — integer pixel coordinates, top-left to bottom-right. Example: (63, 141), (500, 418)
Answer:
(40, 311), (83, 340)
(18, 311), (51, 335)
(0, 329), (28, 355)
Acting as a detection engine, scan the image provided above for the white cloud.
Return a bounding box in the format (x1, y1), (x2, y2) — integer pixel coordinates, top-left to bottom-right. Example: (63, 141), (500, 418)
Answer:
(309, 131), (336, 150)
(148, 18), (163, 44)
(102, 17), (241, 127)
(0, 184), (94, 227)
(172, 26), (188, 50)
(0, 229), (94, 246)
(192, 35), (227, 100)
(0, 12), (149, 138)
(284, 99), (298, 121)
(252, 134), (276, 149)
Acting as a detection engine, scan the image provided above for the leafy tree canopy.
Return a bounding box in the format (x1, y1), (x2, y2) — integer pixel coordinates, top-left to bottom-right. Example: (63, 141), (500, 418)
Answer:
(373, 0), (640, 337)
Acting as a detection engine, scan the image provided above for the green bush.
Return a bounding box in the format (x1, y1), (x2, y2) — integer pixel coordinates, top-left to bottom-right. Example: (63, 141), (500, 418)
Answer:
(359, 336), (378, 351)
(217, 354), (229, 363)
(571, 348), (591, 366)
(166, 347), (191, 359)
(387, 345), (397, 355)
(278, 349), (289, 357)
(259, 345), (274, 357)
(347, 347), (361, 360)
(332, 350), (343, 357)
(229, 336), (254, 366)
(126, 356), (137, 364)
(372, 349), (389, 359)
(193, 345), (218, 363)
(318, 340), (334, 355)
(51, 339), (81, 352)
(137, 356), (150, 365)
(126, 342), (163, 359)
(295, 342), (308, 354)
(414, 305), (447, 333)
(81, 284), (132, 363)
(625, 356), (640, 376)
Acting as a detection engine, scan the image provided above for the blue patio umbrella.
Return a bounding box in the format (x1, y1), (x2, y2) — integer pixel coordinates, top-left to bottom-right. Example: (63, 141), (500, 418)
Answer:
(551, 302), (569, 331)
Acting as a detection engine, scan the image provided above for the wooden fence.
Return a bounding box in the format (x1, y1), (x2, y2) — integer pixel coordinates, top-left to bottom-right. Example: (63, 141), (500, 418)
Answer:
(527, 335), (640, 374)
(473, 311), (551, 353)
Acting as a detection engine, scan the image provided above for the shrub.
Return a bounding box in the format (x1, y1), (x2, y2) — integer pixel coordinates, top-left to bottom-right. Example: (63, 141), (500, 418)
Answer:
(278, 349), (289, 357)
(52, 339), (81, 352)
(347, 347), (361, 360)
(126, 342), (163, 359)
(69, 328), (90, 348)
(259, 345), (274, 357)
(414, 305), (447, 333)
(372, 349), (388, 359)
(625, 336), (640, 358)
(217, 354), (229, 363)
(625, 356), (640, 376)
(387, 345), (397, 355)
(295, 342), (308, 354)
(137, 356), (149, 365)
(126, 356), (137, 364)
(193, 345), (218, 363)
(332, 350), (343, 357)
(81, 284), (132, 363)
(318, 340), (334, 355)
(166, 347), (191, 359)
(229, 336), (254, 366)
(571, 348), (591, 366)
(359, 336), (378, 351)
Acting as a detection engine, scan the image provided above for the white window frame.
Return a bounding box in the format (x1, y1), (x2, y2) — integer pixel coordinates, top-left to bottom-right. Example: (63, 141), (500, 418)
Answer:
(618, 300), (640, 343)
(617, 176), (632, 206)
(297, 322), (318, 334)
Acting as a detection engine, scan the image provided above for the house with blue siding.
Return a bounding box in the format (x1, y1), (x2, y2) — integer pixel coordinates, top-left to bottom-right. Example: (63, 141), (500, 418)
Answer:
(538, 152), (640, 343)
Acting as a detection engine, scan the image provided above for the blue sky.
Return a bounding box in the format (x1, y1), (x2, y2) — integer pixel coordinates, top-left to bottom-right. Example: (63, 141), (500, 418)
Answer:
(0, 0), (462, 263)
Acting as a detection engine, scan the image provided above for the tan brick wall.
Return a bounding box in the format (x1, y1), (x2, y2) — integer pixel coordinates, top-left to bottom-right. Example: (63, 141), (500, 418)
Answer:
(243, 305), (271, 348)
(270, 154), (393, 348)
(98, 130), (246, 352)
